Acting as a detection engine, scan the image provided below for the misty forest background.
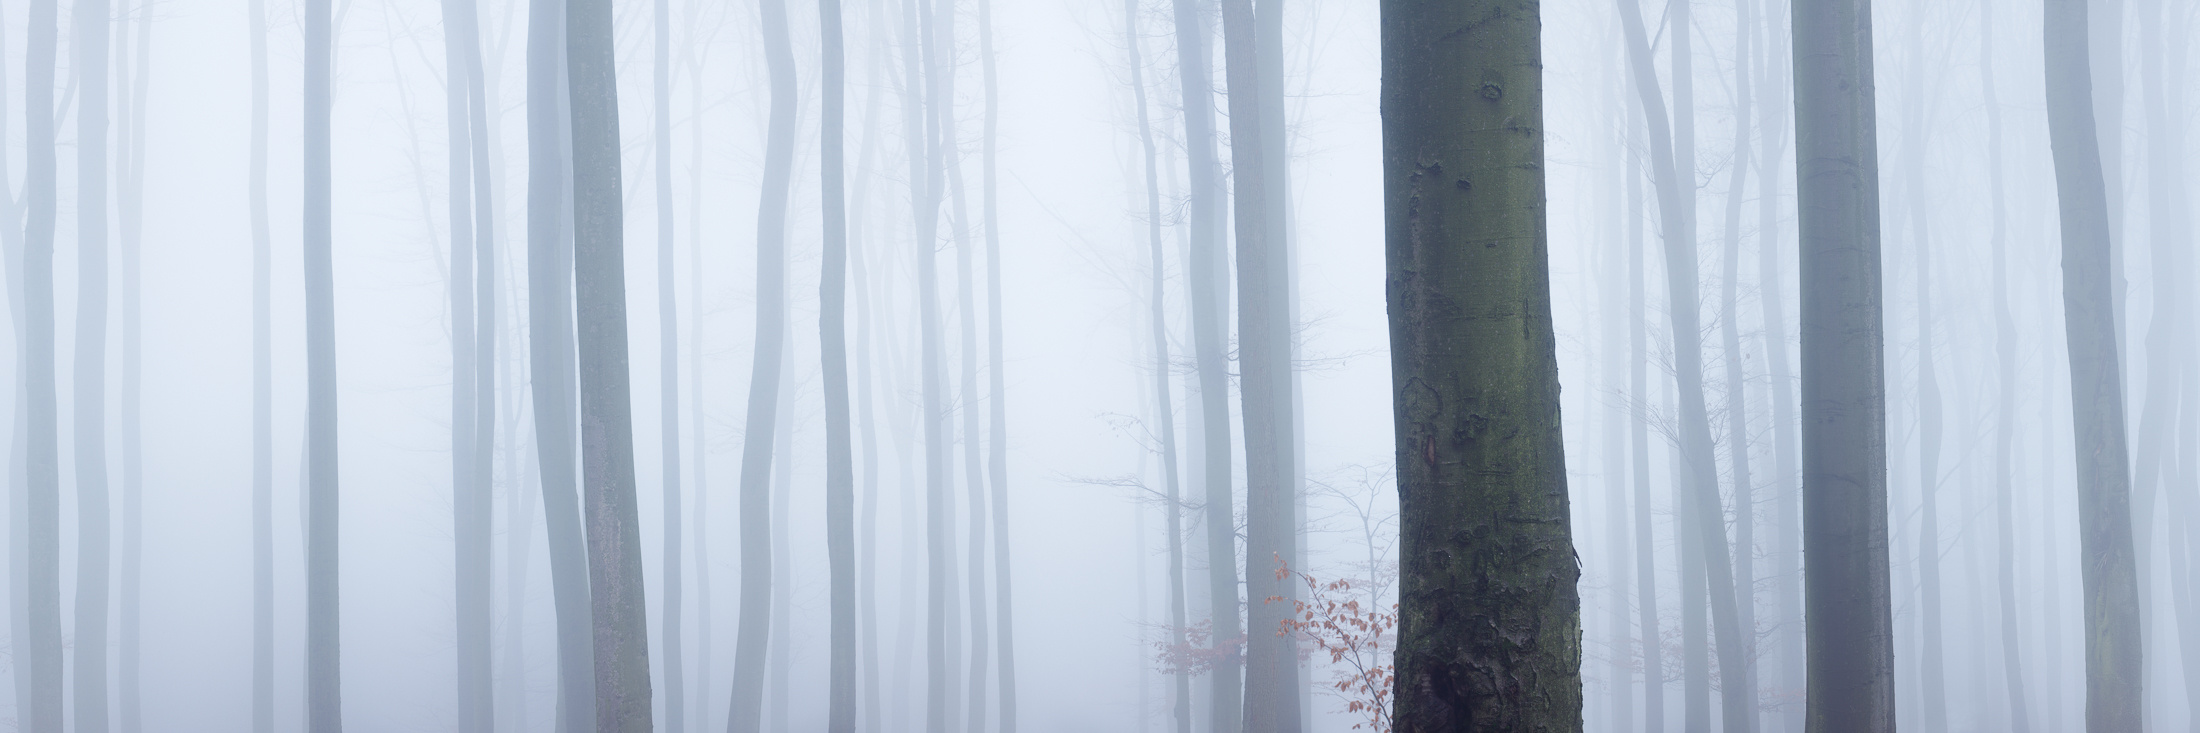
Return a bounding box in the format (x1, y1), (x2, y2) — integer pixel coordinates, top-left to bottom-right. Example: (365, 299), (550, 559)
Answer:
(0, 0), (2194, 732)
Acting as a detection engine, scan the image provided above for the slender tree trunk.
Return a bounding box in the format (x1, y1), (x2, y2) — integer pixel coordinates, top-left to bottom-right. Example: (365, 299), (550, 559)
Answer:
(72, 0), (115, 728)
(684, 25), (711, 733)
(1218, 2), (1300, 729)
(1895, 14), (1950, 733)
(767, 352), (794, 731)
(650, 0), (685, 727)
(729, 0), (797, 724)
(914, 0), (962, 728)
(114, 6), (150, 729)
(246, 0), (276, 723)
(934, 0), (992, 720)
(1165, 1), (1242, 727)
(1751, 2), (1802, 728)
(1716, 2), (1761, 724)
(976, 2), (1016, 730)
(1383, 1), (1580, 729)
(0, 8), (30, 726)
(1982, 6), (2030, 727)
(822, 0), (859, 727)
(528, 1), (596, 728)
(304, 0), (343, 726)
(1791, 0), (1894, 730)
(2043, 1), (2145, 730)
(442, 2), (496, 729)
(1625, 81), (1664, 733)
(2088, 0), (2125, 391)
(567, 0), (653, 726)
(847, 4), (889, 725)
(1615, 2), (1757, 730)
(1126, 1), (1192, 729)
(1600, 45), (1634, 732)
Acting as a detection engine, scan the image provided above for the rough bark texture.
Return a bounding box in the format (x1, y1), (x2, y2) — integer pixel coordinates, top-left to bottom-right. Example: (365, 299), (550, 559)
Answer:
(2043, 1), (2145, 731)
(1382, 1), (1581, 730)
(1791, 1), (1895, 731)
(567, 0), (654, 727)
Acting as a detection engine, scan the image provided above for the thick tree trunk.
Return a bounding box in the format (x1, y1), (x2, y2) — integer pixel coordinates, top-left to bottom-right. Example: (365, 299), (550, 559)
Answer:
(728, 0), (797, 726)
(71, 2), (113, 731)
(527, 2), (596, 728)
(651, 0), (684, 730)
(303, 0), (343, 727)
(248, 0), (276, 728)
(821, 0), (856, 730)
(1382, 1), (1581, 730)
(2043, 1), (2145, 731)
(1164, 1), (1242, 727)
(0, 10), (30, 728)
(1791, 1), (1894, 731)
(1217, 2), (1300, 729)
(567, 0), (653, 726)
(1125, 1), (1191, 729)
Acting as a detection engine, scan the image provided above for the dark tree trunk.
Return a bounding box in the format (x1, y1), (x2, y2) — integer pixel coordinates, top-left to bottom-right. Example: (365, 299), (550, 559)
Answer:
(304, 0), (342, 727)
(1383, 0), (1581, 730)
(822, 0), (858, 728)
(2043, 1), (2145, 731)
(1791, 0), (1894, 731)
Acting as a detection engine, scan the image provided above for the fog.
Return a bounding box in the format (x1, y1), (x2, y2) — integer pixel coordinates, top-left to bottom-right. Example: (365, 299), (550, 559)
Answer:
(0, 0), (2191, 732)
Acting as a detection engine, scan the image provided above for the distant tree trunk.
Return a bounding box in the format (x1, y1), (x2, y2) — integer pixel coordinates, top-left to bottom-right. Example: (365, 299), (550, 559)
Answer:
(249, 0), (276, 726)
(683, 23), (711, 733)
(1981, 11), (2029, 729)
(442, 2), (497, 729)
(1599, 46), (1634, 733)
(1217, 2), (1300, 729)
(1716, 2), (1761, 723)
(934, 0), (992, 722)
(913, 0), (963, 729)
(2043, 1), (2146, 731)
(729, 0), (796, 726)
(846, 4), (890, 725)
(304, 0), (343, 727)
(822, 0), (859, 728)
(977, 3), (1016, 730)
(1615, 2), (1757, 730)
(115, 6), (152, 730)
(1382, 0), (1581, 730)
(567, 0), (654, 726)
(1791, 0), (1894, 731)
(0, 9), (29, 726)
(1125, 1), (1191, 729)
(2135, 0), (2200, 719)
(72, 2), (114, 730)
(651, 0), (685, 728)
(1165, 0), (1242, 727)
(1751, 2), (1803, 728)
(1898, 10), (1949, 733)
(528, 1), (596, 728)
(1624, 81), (1664, 733)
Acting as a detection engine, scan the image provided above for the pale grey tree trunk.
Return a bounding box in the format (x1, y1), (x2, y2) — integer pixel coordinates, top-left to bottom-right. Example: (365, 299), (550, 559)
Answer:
(443, 1), (498, 728)
(767, 350), (793, 732)
(1600, 43), (1634, 732)
(821, 0), (859, 728)
(1125, 1), (1191, 729)
(1625, 80), (1664, 733)
(729, 0), (797, 726)
(1616, 2), (1756, 730)
(1716, 1), (1761, 722)
(1980, 13), (2029, 732)
(2088, 0), (2126, 391)
(934, 1), (991, 722)
(846, 5), (889, 725)
(304, 0), (343, 727)
(684, 23), (711, 733)
(977, 2), (1016, 729)
(1897, 12), (1948, 733)
(912, 0), (961, 728)
(1751, 2), (1801, 729)
(1792, 0), (1894, 730)
(0, 8), (29, 725)
(1166, 1), (1241, 727)
(72, 1), (114, 729)
(2044, 1), (2145, 730)
(651, 0), (684, 729)
(113, 7), (150, 729)
(567, 0), (654, 725)
(249, 0), (276, 726)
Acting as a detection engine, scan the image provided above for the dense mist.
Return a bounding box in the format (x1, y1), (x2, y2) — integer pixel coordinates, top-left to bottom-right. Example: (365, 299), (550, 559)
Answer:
(0, 0), (2191, 732)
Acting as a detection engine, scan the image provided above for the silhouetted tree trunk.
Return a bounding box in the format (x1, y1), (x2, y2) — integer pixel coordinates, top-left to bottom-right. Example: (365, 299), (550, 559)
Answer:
(822, 0), (858, 728)
(2088, 0), (2125, 384)
(650, 0), (684, 728)
(1383, 0), (1581, 729)
(567, 0), (654, 725)
(1791, 0), (1893, 730)
(1980, 12), (2029, 731)
(1217, 2), (1300, 728)
(730, 0), (797, 726)
(249, 0), (276, 726)
(528, 1), (596, 728)
(72, 1), (114, 729)
(912, 0), (962, 728)
(304, 0), (342, 727)
(1165, 1), (1242, 727)
(1615, 2), (1756, 730)
(2044, 1), (2145, 731)
(1126, 1), (1191, 729)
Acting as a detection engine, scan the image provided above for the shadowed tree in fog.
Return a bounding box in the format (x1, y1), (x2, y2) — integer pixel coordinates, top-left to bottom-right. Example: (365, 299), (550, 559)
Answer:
(249, 0), (276, 727)
(1714, 0), (1761, 718)
(527, 0), (597, 727)
(652, 0), (686, 726)
(1164, 0), (1243, 727)
(304, 0), (342, 727)
(935, 0), (992, 722)
(978, 4), (1017, 729)
(1623, 75), (1663, 733)
(729, 0), (797, 725)
(822, 0), (858, 728)
(441, 0), (498, 729)
(72, 0), (115, 730)
(19, 0), (63, 729)
(1614, 1), (1756, 729)
(1979, 5), (2030, 731)
(1791, 0), (1893, 730)
(114, 7), (152, 730)
(1752, 2), (1803, 726)
(1382, 0), (1581, 730)
(1897, 9), (1947, 732)
(1217, 1), (1301, 728)
(1123, 0), (1191, 729)
(2042, 0), (2144, 730)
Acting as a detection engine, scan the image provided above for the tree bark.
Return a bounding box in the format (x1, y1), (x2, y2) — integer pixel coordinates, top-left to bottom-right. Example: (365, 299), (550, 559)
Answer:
(1791, 0), (1894, 730)
(1383, 1), (1581, 730)
(2043, 1), (2145, 730)
(821, 0), (858, 727)
(303, 0), (343, 726)
(70, 1), (114, 731)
